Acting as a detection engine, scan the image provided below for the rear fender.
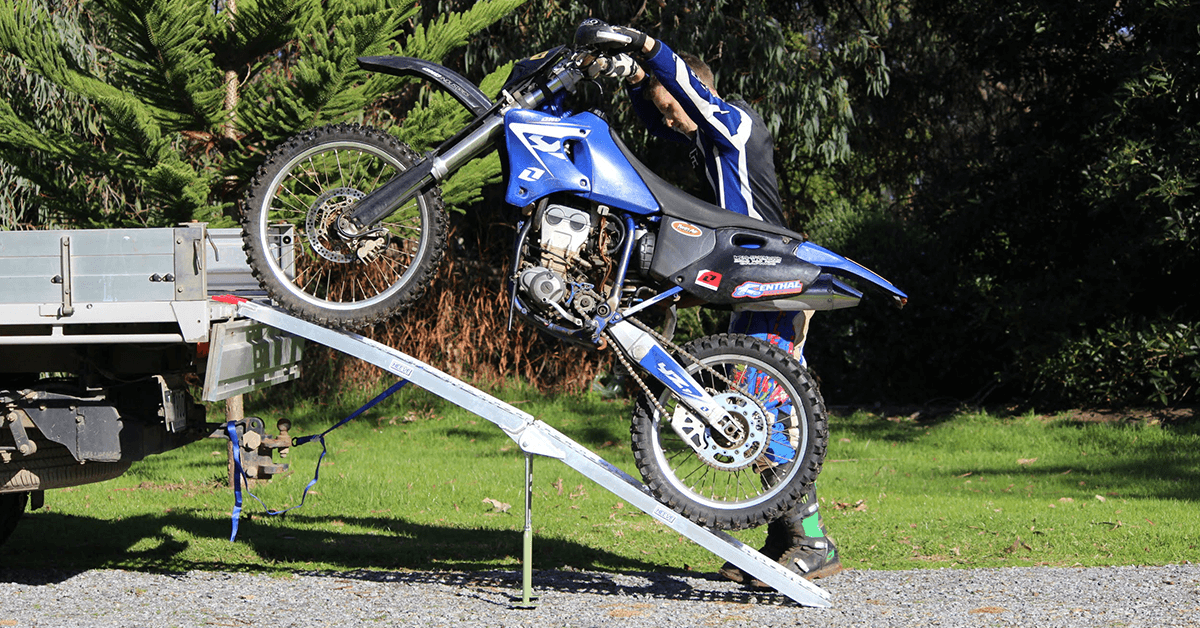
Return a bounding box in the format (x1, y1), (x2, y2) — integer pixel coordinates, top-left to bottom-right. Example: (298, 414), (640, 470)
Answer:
(794, 242), (908, 307)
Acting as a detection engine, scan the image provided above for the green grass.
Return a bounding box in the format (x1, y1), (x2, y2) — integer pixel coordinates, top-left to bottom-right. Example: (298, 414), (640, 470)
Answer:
(6, 383), (1198, 576)
(820, 410), (1199, 570)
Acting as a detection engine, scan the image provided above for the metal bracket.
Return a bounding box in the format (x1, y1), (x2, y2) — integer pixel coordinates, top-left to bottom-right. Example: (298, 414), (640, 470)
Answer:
(503, 421), (565, 460)
(4, 408), (37, 457)
(211, 416), (291, 482)
(58, 236), (74, 317)
(173, 223), (208, 300)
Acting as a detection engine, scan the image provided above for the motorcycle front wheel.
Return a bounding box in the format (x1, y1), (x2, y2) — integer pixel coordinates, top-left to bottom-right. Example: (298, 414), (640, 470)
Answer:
(630, 334), (828, 530)
(241, 124), (447, 329)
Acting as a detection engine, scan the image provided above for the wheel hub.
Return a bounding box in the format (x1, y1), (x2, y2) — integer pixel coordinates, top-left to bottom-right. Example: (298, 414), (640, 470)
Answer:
(677, 392), (770, 472)
(305, 187), (365, 263)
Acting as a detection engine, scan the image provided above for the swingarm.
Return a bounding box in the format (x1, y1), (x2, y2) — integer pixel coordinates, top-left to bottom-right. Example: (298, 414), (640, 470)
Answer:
(605, 320), (745, 446)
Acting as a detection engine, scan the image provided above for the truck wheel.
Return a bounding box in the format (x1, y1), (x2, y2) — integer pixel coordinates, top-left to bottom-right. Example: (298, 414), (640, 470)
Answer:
(1, 437), (130, 493)
(0, 492), (27, 546)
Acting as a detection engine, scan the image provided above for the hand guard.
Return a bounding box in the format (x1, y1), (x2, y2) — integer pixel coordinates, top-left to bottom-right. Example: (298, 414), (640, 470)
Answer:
(575, 19), (647, 55)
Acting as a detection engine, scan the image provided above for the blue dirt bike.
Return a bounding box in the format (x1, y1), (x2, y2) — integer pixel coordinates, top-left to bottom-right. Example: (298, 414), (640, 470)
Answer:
(241, 27), (906, 531)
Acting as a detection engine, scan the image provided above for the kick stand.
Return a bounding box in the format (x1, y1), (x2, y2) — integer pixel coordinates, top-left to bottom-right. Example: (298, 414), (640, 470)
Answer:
(215, 297), (831, 608)
(513, 454), (539, 609)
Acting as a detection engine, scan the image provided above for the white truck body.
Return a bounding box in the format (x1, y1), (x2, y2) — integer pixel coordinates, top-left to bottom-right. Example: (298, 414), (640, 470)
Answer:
(0, 225), (301, 541)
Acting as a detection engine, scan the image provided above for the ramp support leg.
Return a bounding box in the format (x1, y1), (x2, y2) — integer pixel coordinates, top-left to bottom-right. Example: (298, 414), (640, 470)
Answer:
(514, 453), (539, 609)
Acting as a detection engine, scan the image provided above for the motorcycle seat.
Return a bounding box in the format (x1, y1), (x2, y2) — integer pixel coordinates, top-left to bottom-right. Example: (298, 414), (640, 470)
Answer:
(610, 131), (806, 241)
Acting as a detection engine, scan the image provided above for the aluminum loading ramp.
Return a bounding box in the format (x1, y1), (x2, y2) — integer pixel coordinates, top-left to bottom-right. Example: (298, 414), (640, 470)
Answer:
(217, 296), (831, 608)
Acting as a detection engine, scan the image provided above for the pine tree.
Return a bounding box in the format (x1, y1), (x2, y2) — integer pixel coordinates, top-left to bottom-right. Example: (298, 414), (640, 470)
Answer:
(0, 0), (525, 228)
(0, 0), (150, 228)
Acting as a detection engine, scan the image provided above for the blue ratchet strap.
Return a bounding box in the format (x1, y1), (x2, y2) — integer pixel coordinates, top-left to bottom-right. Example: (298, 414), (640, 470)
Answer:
(225, 379), (409, 541)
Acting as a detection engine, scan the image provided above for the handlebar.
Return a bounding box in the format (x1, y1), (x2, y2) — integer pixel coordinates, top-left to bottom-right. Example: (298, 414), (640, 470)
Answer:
(504, 51), (590, 111)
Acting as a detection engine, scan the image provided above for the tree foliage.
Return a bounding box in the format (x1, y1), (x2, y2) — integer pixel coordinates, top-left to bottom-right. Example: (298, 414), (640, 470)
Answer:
(807, 0), (1200, 406)
(2, 0), (1194, 406)
(426, 0), (890, 225)
(0, 0), (524, 228)
(0, 1), (150, 227)
(416, 0), (1197, 406)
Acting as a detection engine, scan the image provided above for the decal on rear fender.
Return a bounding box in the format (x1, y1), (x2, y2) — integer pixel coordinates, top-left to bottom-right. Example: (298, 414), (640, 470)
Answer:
(731, 280), (805, 299)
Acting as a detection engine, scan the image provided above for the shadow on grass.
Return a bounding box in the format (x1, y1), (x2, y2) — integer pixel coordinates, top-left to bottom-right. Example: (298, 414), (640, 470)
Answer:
(1, 508), (668, 579)
(920, 418), (1200, 502)
(958, 458), (1200, 502)
(827, 410), (959, 444)
(0, 510), (802, 606)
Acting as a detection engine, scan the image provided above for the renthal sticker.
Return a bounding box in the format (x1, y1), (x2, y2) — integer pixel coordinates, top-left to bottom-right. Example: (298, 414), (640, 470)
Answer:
(733, 255), (782, 266)
(671, 221), (703, 237)
(732, 280), (806, 299)
(695, 269), (722, 290)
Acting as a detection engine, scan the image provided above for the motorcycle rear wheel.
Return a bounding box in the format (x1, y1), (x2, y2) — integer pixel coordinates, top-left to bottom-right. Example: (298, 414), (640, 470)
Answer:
(241, 124), (447, 329)
(630, 334), (828, 530)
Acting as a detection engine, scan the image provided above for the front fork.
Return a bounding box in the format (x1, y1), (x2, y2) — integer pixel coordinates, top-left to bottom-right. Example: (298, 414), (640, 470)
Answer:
(339, 113), (506, 236)
(606, 320), (743, 444)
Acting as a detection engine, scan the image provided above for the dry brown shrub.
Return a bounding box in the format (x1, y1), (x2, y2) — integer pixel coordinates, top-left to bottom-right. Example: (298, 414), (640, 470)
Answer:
(293, 224), (611, 397)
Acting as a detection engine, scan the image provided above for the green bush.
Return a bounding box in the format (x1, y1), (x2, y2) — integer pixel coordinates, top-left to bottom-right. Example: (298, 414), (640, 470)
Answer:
(1032, 315), (1200, 407)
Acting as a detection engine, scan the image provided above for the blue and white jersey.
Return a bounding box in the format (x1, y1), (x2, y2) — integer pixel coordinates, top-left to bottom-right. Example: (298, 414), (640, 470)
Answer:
(627, 40), (786, 228)
(628, 41), (807, 367)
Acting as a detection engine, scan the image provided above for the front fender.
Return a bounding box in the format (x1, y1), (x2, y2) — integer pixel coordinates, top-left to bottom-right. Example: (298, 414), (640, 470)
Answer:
(357, 56), (493, 117)
(795, 242), (908, 308)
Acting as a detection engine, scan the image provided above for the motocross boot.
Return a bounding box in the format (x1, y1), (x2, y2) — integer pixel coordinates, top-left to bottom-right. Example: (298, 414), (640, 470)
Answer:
(717, 465), (799, 582)
(768, 489), (843, 583)
(718, 485), (842, 583)
(768, 527), (843, 583)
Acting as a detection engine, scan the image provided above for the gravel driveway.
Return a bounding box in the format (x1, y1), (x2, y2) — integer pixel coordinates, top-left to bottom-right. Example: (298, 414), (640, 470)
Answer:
(1, 563), (1196, 627)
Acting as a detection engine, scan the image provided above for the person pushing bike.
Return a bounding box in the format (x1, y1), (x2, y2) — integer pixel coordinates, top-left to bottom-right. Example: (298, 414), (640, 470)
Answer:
(576, 19), (843, 584)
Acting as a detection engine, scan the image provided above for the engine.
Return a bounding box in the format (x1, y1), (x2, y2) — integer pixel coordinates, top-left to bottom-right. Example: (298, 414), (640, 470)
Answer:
(514, 202), (637, 334)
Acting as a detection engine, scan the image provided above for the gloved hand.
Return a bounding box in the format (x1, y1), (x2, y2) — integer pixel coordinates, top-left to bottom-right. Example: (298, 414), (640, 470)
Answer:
(584, 53), (638, 80)
(574, 19), (648, 55)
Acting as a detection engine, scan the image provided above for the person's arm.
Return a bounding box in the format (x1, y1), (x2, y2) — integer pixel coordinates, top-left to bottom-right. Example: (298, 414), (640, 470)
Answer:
(638, 36), (748, 151)
(624, 80), (690, 143)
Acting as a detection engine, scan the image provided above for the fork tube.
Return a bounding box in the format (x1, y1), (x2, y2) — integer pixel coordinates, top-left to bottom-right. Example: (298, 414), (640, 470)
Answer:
(429, 114), (505, 180)
(344, 114), (505, 231)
